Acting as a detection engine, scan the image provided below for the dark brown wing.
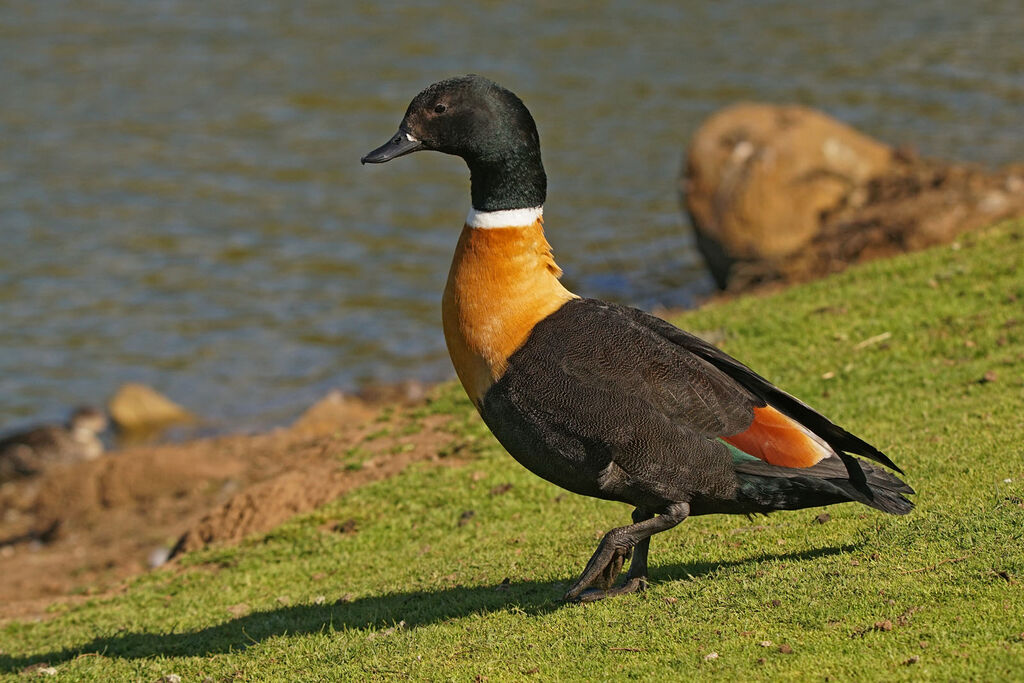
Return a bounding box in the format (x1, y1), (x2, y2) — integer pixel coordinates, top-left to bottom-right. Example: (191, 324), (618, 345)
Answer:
(547, 299), (761, 439)
(480, 298), (760, 506)
(623, 305), (904, 474)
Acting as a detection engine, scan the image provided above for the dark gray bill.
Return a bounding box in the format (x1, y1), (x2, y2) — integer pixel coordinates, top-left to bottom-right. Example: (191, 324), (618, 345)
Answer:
(360, 129), (423, 164)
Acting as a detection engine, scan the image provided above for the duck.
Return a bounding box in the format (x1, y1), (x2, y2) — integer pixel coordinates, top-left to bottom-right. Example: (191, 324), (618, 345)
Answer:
(0, 406), (108, 483)
(361, 75), (913, 602)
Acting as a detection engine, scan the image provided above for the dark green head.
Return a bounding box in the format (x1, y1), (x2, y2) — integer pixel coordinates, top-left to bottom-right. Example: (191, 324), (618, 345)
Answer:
(362, 75), (547, 212)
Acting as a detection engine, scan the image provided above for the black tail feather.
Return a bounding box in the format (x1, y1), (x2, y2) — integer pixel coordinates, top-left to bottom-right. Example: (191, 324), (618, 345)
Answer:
(733, 456), (915, 515)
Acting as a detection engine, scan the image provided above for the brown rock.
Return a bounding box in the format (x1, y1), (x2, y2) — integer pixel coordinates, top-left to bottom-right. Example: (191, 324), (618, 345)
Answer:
(289, 391), (375, 438)
(108, 383), (193, 433)
(683, 103), (892, 287)
(683, 104), (1024, 291)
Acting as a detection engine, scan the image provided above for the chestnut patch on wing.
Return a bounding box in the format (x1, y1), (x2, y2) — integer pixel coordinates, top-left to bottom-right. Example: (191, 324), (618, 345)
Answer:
(723, 405), (830, 468)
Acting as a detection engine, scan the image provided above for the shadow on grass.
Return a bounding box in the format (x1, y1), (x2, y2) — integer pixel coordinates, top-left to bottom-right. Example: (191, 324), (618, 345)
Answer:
(0, 544), (854, 671)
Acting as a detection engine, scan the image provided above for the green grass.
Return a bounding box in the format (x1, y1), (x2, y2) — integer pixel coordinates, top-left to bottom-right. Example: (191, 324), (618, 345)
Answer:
(3, 222), (1024, 681)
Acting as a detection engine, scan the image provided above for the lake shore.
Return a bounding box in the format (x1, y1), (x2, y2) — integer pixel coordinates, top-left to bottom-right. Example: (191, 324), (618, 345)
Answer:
(1, 220), (1022, 680)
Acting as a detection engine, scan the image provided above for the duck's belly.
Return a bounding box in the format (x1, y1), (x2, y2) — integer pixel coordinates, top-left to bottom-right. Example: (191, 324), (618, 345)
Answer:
(477, 385), (623, 502)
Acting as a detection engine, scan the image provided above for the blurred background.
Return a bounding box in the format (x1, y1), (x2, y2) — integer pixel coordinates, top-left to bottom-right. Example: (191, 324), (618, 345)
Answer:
(2, 0), (1022, 433)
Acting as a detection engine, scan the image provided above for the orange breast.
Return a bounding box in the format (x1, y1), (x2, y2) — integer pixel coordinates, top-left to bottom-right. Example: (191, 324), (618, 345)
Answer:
(442, 218), (577, 406)
(723, 405), (832, 468)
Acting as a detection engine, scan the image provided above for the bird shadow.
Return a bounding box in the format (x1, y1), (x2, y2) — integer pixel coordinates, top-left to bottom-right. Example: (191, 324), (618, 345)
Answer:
(0, 544), (855, 672)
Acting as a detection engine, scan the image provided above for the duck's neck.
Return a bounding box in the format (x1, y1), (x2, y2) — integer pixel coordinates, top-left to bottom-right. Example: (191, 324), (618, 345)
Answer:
(442, 207), (576, 405)
(468, 148), (546, 212)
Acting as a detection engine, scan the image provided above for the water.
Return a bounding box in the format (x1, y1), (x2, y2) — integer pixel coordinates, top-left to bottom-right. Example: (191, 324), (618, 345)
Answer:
(2, 1), (1023, 431)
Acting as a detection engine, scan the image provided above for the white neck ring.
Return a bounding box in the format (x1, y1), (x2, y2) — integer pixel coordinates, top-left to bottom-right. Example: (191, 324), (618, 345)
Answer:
(466, 206), (543, 229)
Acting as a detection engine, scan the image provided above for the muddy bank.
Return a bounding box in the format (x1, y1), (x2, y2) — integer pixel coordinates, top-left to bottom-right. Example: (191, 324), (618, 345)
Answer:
(0, 390), (459, 622)
(683, 103), (1024, 291)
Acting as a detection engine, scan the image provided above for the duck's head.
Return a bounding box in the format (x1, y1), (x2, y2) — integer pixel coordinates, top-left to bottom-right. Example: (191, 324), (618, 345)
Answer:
(362, 75), (546, 212)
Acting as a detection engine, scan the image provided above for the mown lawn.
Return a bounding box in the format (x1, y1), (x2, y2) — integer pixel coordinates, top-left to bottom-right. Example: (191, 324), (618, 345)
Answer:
(2, 221), (1023, 681)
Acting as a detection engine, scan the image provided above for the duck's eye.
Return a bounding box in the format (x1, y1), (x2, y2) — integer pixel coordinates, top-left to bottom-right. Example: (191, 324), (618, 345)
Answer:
(433, 103), (447, 114)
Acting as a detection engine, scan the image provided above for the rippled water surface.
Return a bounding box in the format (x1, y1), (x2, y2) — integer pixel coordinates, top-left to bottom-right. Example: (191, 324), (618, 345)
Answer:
(2, 1), (1023, 430)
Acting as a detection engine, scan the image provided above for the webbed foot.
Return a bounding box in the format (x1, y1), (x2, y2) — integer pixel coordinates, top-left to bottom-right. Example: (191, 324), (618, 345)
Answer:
(573, 576), (648, 602)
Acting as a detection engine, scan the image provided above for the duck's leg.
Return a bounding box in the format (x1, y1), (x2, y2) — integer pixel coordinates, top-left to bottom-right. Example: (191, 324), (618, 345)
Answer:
(564, 502), (689, 602)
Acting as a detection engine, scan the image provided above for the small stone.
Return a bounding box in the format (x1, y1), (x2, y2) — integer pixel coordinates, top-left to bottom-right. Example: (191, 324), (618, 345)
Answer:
(314, 595), (326, 605)
(779, 644), (793, 654)
(333, 519), (358, 535)
(148, 547), (171, 569)
(703, 652), (719, 661)
(21, 663), (55, 676)
(226, 603), (250, 618)
(759, 640), (772, 647)
(489, 483), (513, 496)
(108, 382), (193, 432)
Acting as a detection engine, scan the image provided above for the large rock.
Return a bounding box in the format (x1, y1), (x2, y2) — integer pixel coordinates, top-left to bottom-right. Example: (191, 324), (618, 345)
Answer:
(683, 103), (1024, 290)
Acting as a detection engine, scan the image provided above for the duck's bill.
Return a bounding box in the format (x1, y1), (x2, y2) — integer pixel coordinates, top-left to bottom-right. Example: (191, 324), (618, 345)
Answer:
(361, 129), (423, 164)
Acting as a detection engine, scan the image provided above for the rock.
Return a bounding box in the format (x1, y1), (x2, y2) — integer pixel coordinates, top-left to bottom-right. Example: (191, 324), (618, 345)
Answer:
(148, 546), (172, 569)
(289, 390), (375, 438)
(107, 383), (193, 433)
(357, 379), (430, 404)
(683, 103), (1024, 290)
(683, 103), (892, 288)
(20, 663), (57, 676)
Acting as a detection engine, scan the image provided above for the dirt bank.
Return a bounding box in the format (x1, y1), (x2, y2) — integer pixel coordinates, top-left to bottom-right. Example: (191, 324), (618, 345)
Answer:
(0, 390), (461, 622)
